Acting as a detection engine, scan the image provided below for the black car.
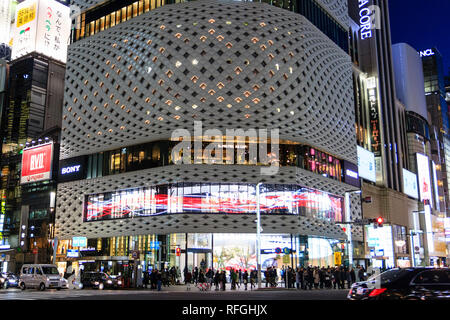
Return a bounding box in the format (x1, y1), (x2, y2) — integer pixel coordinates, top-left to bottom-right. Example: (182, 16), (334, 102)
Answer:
(80, 272), (121, 290)
(348, 267), (450, 300)
(0, 273), (19, 289)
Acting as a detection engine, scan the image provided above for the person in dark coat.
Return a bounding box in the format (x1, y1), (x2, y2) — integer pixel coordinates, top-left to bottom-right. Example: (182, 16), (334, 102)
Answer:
(198, 269), (205, 284)
(319, 267), (325, 289)
(214, 270), (220, 290)
(340, 267), (346, 289)
(307, 267), (314, 290)
(349, 267), (356, 286)
(156, 270), (162, 291)
(333, 267), (340, 289)
(143, 271), (149, 289)
(220, 270), (227, 291)
(358, 266), (365, 282)
(243, 270), (249, 290)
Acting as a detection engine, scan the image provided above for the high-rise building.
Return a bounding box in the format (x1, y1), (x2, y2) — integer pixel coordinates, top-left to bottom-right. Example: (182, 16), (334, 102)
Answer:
(54, 0), (360, 275)
(392, 42), (447, 267)
(421, 48), (450, 218)
(348, 0), (417, 268)
(0, 0), (70, 272)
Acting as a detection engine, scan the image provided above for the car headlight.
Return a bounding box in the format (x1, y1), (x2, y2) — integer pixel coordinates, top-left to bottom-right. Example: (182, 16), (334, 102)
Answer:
(118, 281), (122, 285)
(46, 277), (50, 282)
(107, 280), (112, 284)
(0, 278), (4, 283)
(94, 281), (99, 285)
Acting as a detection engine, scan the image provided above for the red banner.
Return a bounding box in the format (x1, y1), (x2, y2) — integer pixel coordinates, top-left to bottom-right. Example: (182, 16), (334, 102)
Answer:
(21, 143), (53, 184)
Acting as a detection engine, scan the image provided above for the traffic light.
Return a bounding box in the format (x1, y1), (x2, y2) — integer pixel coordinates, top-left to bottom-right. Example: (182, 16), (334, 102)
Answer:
(376, 217), (384, 227)
(368, 217), (384, 228)
(175, 247), (181, 256)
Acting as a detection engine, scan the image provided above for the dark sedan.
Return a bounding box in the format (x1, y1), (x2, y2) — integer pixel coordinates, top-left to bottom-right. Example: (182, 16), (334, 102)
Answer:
(348, 267), (450, 300)
(80, 272), (122, 290)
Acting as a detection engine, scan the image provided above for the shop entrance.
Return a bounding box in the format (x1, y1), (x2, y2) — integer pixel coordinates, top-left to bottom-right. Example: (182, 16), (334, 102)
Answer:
(187, 249), (212, 271)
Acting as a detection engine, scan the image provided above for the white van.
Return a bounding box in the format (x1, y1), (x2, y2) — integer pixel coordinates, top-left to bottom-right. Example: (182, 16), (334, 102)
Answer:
(19, 264), (68, 291)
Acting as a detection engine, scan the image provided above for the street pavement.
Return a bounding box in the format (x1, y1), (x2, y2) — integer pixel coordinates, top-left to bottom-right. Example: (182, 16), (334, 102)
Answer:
(0, 284), (349, 300)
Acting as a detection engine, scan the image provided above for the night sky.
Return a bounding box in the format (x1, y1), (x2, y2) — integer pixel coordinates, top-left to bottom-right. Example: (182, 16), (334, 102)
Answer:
(388, 0), (450, 76)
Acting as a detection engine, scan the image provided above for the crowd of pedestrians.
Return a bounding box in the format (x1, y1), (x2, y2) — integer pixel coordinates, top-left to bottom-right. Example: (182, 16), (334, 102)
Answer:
(177, 264), (368, 291)
(143, 266), (181, 291)
(278, 265), (367, 290)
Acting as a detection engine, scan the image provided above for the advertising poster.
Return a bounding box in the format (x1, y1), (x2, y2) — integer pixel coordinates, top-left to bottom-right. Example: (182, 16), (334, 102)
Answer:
(402, 168), (419, 199)
(11, 0), (38, 59)
(416, 153), (432, 206)
(366, 225), (394, 268)
(20, 142), (53, 184)
(12, 0), (70, 63)
(357, 146), (376, 182)
(431, 216), (446, 257)
(431, 162), (440, 212)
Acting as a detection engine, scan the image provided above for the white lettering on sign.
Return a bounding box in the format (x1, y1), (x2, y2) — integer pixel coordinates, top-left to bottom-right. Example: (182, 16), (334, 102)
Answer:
(61, 165), (81, 175)
(419, 49), (435, 57)
(358, 0), (380, 40)
(30, 153), (44, 171)
(346, 169), (359, 179)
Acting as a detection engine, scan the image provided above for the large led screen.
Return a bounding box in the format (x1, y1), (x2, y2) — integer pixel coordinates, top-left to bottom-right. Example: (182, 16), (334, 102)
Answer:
(85, 183), (343, 223)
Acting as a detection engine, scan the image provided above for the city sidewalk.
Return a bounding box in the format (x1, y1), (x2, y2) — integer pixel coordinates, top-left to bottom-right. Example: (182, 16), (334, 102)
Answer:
(125, 283), (349, 292)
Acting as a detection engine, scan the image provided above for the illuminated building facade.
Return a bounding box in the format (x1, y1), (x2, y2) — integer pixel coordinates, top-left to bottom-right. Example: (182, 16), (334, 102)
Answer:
(55, 0), (360, 274)
(348, 0), (422, 268)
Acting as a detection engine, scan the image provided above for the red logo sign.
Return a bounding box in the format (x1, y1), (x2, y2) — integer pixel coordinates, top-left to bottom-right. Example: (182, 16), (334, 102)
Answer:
(21, 143), (53, 184)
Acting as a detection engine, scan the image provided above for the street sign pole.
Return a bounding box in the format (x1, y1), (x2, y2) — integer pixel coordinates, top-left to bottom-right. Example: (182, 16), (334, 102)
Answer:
(256, 182), (262, 289)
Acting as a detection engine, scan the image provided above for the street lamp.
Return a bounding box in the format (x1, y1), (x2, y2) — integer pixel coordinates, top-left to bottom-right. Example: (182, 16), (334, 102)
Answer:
(256, 182), (263, 289)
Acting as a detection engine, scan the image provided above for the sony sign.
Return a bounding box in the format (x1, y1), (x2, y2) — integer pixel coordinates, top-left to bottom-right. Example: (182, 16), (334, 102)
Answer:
(58, 155), (87, 182)
(61, 165), (81, 175)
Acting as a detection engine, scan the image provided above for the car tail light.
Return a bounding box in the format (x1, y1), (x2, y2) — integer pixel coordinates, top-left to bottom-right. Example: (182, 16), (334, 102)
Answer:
(369, 288), (387, 297)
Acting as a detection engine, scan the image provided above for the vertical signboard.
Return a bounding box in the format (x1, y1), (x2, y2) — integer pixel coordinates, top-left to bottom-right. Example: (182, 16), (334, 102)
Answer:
(11, 0), (70, 63)
(423, 205), (434, 255)
(366, 77), (381, 157)
(431, 162), (440, 212)
(11, 0), (38, 59)
(416, 153), (432, 207)
(343, 160), (360, 187)
(431, 216), (446, 257)
(20, 142), (53, 184)
(35, 0), (71, 63)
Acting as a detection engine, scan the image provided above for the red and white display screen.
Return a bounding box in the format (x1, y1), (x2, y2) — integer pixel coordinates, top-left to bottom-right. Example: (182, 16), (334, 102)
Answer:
(21, 143), (53, 184)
